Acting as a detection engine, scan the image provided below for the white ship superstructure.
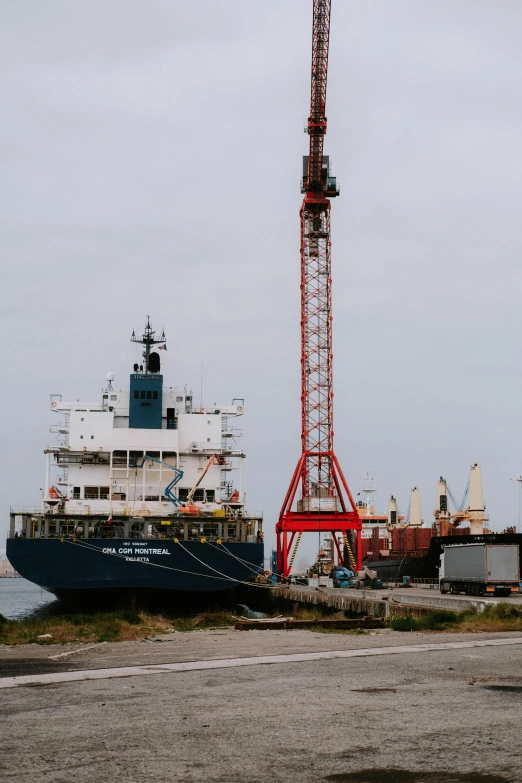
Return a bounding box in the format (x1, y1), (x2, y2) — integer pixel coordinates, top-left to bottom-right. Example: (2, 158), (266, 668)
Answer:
(43, 319), (248, 521)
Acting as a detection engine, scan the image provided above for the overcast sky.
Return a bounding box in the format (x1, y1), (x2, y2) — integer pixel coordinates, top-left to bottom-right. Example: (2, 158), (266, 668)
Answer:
(2, 1), (522, 566)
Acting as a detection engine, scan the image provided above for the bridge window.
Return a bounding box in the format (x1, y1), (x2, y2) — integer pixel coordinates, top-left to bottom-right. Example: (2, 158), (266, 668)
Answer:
(84, 486), (110, 500)
(84, 486), (99, 499)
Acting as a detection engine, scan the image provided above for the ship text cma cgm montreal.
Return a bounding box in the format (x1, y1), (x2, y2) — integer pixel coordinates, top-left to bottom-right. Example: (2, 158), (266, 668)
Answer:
(6, 319), (264, 603)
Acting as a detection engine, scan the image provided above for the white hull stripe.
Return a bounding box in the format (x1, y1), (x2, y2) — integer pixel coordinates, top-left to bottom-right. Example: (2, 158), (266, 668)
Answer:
(1, 636), (522, 690)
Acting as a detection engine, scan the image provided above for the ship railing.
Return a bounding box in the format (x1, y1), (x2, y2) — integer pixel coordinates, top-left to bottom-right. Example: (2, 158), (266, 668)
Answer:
(176, 448), (245, 459)
(56, 453), (111, 465)
(9, 506), (170, 517)
(9, 506), (263, 521)
(381, 578), (439, 587)
(9, 511), (264, 542)
(191, 406), (231, 415)
(10, 506), (47, 515)
(179, 442), (225, 454)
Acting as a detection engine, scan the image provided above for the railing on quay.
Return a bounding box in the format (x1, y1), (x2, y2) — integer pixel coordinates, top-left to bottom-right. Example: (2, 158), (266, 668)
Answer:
(381, 578), (439, 588)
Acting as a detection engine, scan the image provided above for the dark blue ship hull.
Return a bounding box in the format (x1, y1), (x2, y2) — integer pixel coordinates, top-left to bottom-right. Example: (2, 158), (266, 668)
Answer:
(6, 538), (264, 599)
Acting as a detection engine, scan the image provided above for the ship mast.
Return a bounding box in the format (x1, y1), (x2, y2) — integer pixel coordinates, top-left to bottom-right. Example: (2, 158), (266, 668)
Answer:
(361, 474), (376, 516)
(130, 316), (166, 374)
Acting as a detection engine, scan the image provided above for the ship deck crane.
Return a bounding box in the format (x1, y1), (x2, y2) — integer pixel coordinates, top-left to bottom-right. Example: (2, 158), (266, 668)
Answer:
(276, 0), (362, 579)
(434, 463), (488, 535)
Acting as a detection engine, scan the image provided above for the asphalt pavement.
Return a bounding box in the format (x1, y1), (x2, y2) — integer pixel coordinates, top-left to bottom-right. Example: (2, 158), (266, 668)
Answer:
(1, 629), (521, 783)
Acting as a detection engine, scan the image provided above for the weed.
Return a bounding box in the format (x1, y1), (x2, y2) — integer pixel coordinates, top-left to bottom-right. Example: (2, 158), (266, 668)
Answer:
(388, 603), (522, 633)
(482, 602), (522, 621)
(389, 611), (461, 632)
(389, 616), (420, 632)
(421, 610), (461, 630)
(457, 601), (522, 632)
(0, 608), (235, 645)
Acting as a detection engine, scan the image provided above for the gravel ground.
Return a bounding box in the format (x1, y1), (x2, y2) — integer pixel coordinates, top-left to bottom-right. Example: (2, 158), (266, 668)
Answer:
(1, 630), (521, 782)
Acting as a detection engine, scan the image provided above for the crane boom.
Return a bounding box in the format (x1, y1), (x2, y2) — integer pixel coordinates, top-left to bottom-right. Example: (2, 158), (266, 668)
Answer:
(304, 0), (335, 196)
(302, 0), (338, 199)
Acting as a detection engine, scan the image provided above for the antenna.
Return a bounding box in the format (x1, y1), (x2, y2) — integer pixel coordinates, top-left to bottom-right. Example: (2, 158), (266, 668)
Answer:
(130, 317), (166, 374)
(516, 476), (522, 533)
(199, 355), (204, 411)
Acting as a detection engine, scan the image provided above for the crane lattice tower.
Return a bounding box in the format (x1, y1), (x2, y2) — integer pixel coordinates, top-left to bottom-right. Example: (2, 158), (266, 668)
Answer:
(276, 0), (362, 578)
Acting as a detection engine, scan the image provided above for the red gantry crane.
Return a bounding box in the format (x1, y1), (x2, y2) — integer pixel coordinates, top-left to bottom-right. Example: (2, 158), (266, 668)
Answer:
(276, 0), (362, 578)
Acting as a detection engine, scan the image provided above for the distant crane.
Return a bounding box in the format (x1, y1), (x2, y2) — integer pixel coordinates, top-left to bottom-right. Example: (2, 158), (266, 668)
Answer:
(276, 0), (362, 578)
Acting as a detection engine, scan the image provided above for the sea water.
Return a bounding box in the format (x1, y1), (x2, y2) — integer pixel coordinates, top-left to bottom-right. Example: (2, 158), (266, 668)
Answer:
(0, 578), (56, 619)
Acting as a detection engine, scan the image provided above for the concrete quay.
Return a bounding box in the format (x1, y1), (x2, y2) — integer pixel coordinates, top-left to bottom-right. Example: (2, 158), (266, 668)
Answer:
(1, 629), (522, 782)
(269, 584), (522, 617)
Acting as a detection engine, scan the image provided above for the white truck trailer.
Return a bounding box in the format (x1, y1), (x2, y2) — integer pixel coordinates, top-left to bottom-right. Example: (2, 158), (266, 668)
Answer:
(439, 543), (520, 597)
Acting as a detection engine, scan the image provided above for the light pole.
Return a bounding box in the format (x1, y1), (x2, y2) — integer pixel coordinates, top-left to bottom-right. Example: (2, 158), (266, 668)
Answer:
(509, 477), (522, 533)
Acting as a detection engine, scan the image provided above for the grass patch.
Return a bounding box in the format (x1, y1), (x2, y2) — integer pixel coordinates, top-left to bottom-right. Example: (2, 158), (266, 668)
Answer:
(389, 603), (522, 633)
(0, 609), (236, 645)
(389, 610), (462, 632)
(459, 602), (522, 632)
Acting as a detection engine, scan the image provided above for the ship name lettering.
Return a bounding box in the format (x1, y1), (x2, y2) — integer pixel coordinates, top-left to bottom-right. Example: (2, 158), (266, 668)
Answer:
(118, 547), (170, 556)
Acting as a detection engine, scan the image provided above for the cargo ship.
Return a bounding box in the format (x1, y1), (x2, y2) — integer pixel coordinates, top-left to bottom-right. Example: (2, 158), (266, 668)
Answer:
(309, 469), (522, 581)
(359, 466), (522, 579)
(6, 319), (264, 603)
